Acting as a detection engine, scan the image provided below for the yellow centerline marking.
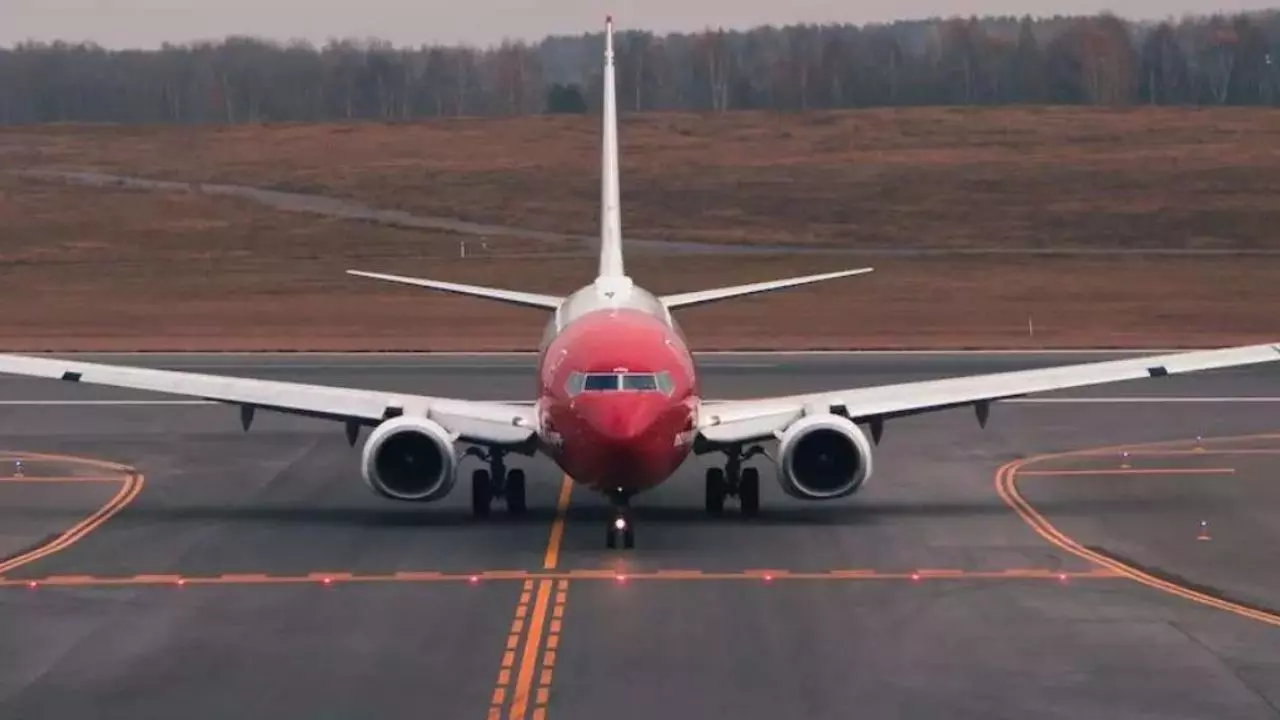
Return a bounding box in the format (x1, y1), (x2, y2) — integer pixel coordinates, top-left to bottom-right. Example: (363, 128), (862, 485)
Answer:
(1016, 468), (1236, 476)
(509, 580), (553, 720)
(531, 579), (568, 719)
(542, 476), (574, 570)
(996, 434), (1280, 629)
(488, 578), (535, 720)
(488, 474), (575, 720)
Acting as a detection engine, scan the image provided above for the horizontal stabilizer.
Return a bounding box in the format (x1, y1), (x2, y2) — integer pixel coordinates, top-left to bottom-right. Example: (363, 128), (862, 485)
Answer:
(660, 267), (874, 310)
(347, 270), (563, 310)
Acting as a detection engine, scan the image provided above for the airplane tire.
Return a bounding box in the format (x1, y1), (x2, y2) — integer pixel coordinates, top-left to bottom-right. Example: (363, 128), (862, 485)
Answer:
(506, 469), (527, 515)
(606, 526), (618, 549)
(622, 525), (635, 549)
(705, 467), (726, 515)
(740, 467), (761, 516)
(471, 469), (492, 518)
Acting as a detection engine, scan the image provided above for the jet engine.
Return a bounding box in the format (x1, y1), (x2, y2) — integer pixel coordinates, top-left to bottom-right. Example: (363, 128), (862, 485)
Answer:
(360, 416), (458, 502)
(775, 413), (874, 499)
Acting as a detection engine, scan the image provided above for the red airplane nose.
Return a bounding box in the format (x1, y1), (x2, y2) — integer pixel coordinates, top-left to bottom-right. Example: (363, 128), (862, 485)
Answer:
(578, 395), (667, 443)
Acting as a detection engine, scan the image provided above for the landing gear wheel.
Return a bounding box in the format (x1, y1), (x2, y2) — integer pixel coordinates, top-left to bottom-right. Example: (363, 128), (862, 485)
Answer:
(705, 467), (726, 516)
(471, 469), (492, 518)
(622, 523), (635, 549)
(505, 469), (527, 515)
(740, 467), (760, 516)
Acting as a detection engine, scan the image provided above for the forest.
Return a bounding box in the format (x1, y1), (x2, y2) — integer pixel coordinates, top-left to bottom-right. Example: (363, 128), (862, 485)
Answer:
(1, 11), (1278, 124)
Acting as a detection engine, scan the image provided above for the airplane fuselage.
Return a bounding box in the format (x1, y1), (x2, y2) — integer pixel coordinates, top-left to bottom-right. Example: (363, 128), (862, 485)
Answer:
(535, 279), (699, 496)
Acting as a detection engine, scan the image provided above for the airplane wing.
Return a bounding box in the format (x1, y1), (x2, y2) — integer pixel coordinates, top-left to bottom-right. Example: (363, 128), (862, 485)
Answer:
(347, 270), (563, 310)
(0, 354), (537, 448)
(697, 343), (1280, 446)
(660, 268), (874, 310)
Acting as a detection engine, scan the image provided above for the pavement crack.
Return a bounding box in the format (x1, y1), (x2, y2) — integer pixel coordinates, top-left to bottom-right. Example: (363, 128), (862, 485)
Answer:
(1167, 621), (1280, 717)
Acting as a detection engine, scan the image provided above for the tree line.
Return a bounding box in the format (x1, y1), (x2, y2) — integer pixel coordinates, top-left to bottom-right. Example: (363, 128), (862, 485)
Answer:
(1, 11), (1278, 124)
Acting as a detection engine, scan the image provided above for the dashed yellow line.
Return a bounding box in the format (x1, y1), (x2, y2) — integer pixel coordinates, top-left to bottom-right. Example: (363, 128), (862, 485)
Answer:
(997, 434), (1280, 629)
(509, 580), (553, 720)
(489, 579), (535, 720)
(531, 579), (568, 720)
(504, 475), (576, 720)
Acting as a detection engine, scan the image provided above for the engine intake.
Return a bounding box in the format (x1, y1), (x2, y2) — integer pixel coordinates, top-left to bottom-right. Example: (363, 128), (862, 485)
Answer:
(360, 416), (458, 502)
(776, 413), (874, 499)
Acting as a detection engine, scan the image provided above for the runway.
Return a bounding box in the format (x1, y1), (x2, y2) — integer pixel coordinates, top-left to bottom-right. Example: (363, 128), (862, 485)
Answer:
(1, 352), (1279, 718)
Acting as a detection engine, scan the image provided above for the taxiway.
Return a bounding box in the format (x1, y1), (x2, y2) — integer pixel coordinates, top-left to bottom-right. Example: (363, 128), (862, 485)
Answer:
(1, 353), (1278, 719)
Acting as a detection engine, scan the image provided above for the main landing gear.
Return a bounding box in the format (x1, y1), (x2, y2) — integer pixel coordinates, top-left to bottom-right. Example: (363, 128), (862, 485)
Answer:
(605, 489), (635, 550)
(465, 447), (526, 518)
(705, 445), (766, 517)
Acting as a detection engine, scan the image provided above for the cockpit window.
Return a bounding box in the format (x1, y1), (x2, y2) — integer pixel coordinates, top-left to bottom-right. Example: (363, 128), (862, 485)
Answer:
(620, 374), (658, 391)
(567, 371), (675, 396)
(583, 373), (621, 391)
(655, 371), (674, 394)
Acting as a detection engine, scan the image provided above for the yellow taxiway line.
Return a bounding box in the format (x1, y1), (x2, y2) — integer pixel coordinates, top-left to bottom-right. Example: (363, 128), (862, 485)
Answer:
(0, 450), (142, 576)
(997, 433), (1280, 629)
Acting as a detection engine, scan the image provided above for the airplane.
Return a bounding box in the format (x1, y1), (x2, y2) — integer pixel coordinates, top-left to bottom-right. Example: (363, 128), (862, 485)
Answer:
(0, 17), (1278, 550)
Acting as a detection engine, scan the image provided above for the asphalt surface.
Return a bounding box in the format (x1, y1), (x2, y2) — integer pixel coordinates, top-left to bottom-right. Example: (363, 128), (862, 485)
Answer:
(1, 352), (1278, 719)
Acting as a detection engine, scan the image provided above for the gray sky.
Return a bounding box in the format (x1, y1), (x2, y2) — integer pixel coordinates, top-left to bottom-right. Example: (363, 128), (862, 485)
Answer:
(5, 0), (1276, 49)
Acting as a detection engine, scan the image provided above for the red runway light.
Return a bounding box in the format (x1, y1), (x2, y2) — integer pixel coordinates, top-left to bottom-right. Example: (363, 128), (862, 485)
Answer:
(763, 574), (774, 582)
(910, 573), (921, 581)
(322, 577), (333, 586)
(27, 581), (37, 589)
(1058, 573), (1068, 581)
(615, 573), (627, 583)
(177, 579), (186, 587)
(469, 575), (480, 584)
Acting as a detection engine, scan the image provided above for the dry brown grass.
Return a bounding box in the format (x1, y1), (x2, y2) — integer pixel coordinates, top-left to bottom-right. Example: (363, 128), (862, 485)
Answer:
(2, 108), (1279, 350)
(0, 173), (1276, 351)
(3, 107), (1280, 250)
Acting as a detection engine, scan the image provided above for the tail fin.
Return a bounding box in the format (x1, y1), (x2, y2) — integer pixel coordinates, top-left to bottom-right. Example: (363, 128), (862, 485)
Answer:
(598, 16), (625, 279)
(660, 267), (874, 310)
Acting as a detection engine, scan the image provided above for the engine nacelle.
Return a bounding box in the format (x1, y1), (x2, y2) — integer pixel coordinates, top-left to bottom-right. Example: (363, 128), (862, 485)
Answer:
(360, 416), (458, 502)
(775, 413), (874, 500)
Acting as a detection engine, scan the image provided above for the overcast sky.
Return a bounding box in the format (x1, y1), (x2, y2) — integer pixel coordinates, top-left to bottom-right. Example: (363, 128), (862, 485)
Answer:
(5, 0), (1276, 49)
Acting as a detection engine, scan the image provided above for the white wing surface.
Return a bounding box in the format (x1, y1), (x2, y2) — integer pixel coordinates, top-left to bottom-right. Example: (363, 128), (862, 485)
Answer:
(347, 270), (563, 310)
(660, 268), (874, 310)
(0, 354), (537, 447)
(698, 343), (1280, 445)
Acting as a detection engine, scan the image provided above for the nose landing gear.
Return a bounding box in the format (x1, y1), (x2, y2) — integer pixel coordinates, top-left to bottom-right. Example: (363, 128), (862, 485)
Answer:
(606, 489), (635, 549)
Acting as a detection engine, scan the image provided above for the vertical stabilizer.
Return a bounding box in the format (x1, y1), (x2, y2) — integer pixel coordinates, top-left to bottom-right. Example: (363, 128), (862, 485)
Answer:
(598, 16), (625, 279)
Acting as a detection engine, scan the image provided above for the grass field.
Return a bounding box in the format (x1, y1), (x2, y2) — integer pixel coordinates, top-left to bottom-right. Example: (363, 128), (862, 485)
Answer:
(1, 107), (1278, 350)
(4, 107), (1280, 251)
